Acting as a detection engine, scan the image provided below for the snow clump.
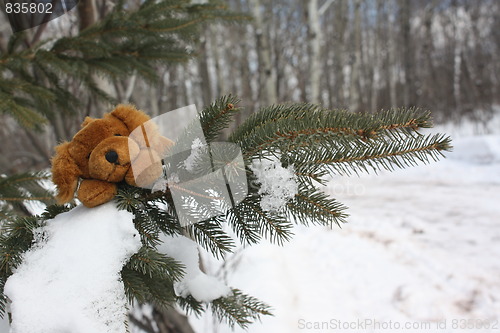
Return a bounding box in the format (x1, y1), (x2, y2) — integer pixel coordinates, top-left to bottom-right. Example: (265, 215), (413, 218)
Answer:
(4, 202), (141, 333)
(157, 234), (231, 302)
(249, 154), (298, 212)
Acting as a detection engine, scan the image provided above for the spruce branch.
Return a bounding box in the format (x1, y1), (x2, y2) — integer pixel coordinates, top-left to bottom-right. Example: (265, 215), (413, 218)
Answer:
(230, 104), (451, 179)
(211, 289), (273, 329)
(230, 104), (448, 161)
(247, 203), (294, 245)
(230, 196), (294, 245)
(177, 295), (204, 316)
(0, 0), (247, 128)
(291, 132), (451, 178)
(127, 246), (184, 281)
(121, 266), (177, 308)
(228, 103), (323, 146)
(0, 90), (50, 129)
(287, 189), (348, 228)
(184, 216), (235, 259)
(226, 206), (261, 245)
(371, 107), (433, 132)
(200, 95), (241, 143)
(148, 205), (183, 236)
(122, 246), (184, 308)
(115, 185), (148, 212)
(0, 171), (55, 217)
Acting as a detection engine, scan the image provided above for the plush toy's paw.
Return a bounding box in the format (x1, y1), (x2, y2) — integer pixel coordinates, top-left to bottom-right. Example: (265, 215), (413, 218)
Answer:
(77, 180), (117, 208)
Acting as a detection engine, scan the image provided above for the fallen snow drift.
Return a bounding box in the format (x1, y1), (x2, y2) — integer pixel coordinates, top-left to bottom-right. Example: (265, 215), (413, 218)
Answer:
(4, 202), (141, 333)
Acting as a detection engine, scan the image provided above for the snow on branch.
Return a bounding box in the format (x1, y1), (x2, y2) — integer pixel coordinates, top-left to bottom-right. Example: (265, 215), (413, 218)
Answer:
(158, 234), (231, 302)
(4, 203), (141, 333)
(250, 154), (298, 212)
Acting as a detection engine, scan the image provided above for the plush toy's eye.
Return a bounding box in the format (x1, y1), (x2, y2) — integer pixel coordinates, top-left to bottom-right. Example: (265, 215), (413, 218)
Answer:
(114, 134), (122, 136)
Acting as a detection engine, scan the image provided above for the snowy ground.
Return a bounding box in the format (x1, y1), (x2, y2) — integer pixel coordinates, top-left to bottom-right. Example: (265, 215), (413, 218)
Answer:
(189, 118), (500, 333)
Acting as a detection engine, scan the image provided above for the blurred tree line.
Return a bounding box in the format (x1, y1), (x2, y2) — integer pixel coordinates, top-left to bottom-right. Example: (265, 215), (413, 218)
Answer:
(0, 0), (499, 174)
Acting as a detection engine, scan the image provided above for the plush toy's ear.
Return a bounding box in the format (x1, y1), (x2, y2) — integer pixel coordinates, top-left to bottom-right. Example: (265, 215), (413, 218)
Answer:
(51, 142), (82, 204)
(109, 104), (151, 132)
(81, 116), (96, 128)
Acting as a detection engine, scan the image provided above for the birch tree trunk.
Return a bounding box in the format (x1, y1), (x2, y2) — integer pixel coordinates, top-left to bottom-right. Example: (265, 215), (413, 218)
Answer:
(387, 0), (398, 109)
(452, 1), (462, 114)
(307, 0), (321, 104)
(370, 0), (383, 112)
(349, 0), (362, 112)
(211, 25), (227, 98)
(333, 0), (348, 108)
(234, 1), (254, 110)
(401, 0), (413, 107)
(198, 32), (213, 107)
(168, 66), (179, 109)
(250, 0), (277, 107)
(422, 1), (438, 108)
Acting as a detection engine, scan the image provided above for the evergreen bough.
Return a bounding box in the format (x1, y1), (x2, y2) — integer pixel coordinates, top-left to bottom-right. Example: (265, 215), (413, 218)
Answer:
(0, 95), (451, 329)
(0, 0), (246, 129)
(0, 171), (55, 218)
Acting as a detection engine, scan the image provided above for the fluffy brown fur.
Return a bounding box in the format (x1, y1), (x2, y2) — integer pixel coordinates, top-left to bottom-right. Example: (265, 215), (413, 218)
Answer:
(51, 105), (172, 208)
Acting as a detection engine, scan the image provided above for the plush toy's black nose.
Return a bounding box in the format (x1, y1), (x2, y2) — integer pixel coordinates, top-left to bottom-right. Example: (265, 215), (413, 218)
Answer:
(105, 150), (119, 164)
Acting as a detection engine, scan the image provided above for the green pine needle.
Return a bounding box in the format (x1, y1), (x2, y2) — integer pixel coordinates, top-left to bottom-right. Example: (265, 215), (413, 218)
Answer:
(0, 171), (55, 218)
(200, 95), (241, 143)
(211, 289), (273, 329)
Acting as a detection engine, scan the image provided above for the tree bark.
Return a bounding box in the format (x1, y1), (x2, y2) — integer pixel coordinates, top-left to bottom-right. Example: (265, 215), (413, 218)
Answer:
(387, 0), (398, 109)
(250, 0), (277, 107)
(77, 0), (96, 31)
(307, 0), (321, 104)
(369, 0), (383, 112)
(198, 32), (213, 107)
(349, 0), (362, 112)
(422, 1), (438, 108)
(333, 0), (348, 108)
(210, 25), (226, 98)
(401, 0), (413, 107)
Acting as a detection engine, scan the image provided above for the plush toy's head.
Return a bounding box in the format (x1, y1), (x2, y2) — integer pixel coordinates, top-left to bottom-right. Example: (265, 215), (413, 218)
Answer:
(51, 105), (172, 208)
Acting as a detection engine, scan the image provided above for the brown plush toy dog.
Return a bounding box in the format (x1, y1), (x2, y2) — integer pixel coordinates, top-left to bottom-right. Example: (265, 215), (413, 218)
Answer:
(51, 105), (172, 208)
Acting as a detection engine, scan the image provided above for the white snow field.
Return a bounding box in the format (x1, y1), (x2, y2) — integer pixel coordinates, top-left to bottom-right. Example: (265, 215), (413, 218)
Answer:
(189, 122), (500, 333)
